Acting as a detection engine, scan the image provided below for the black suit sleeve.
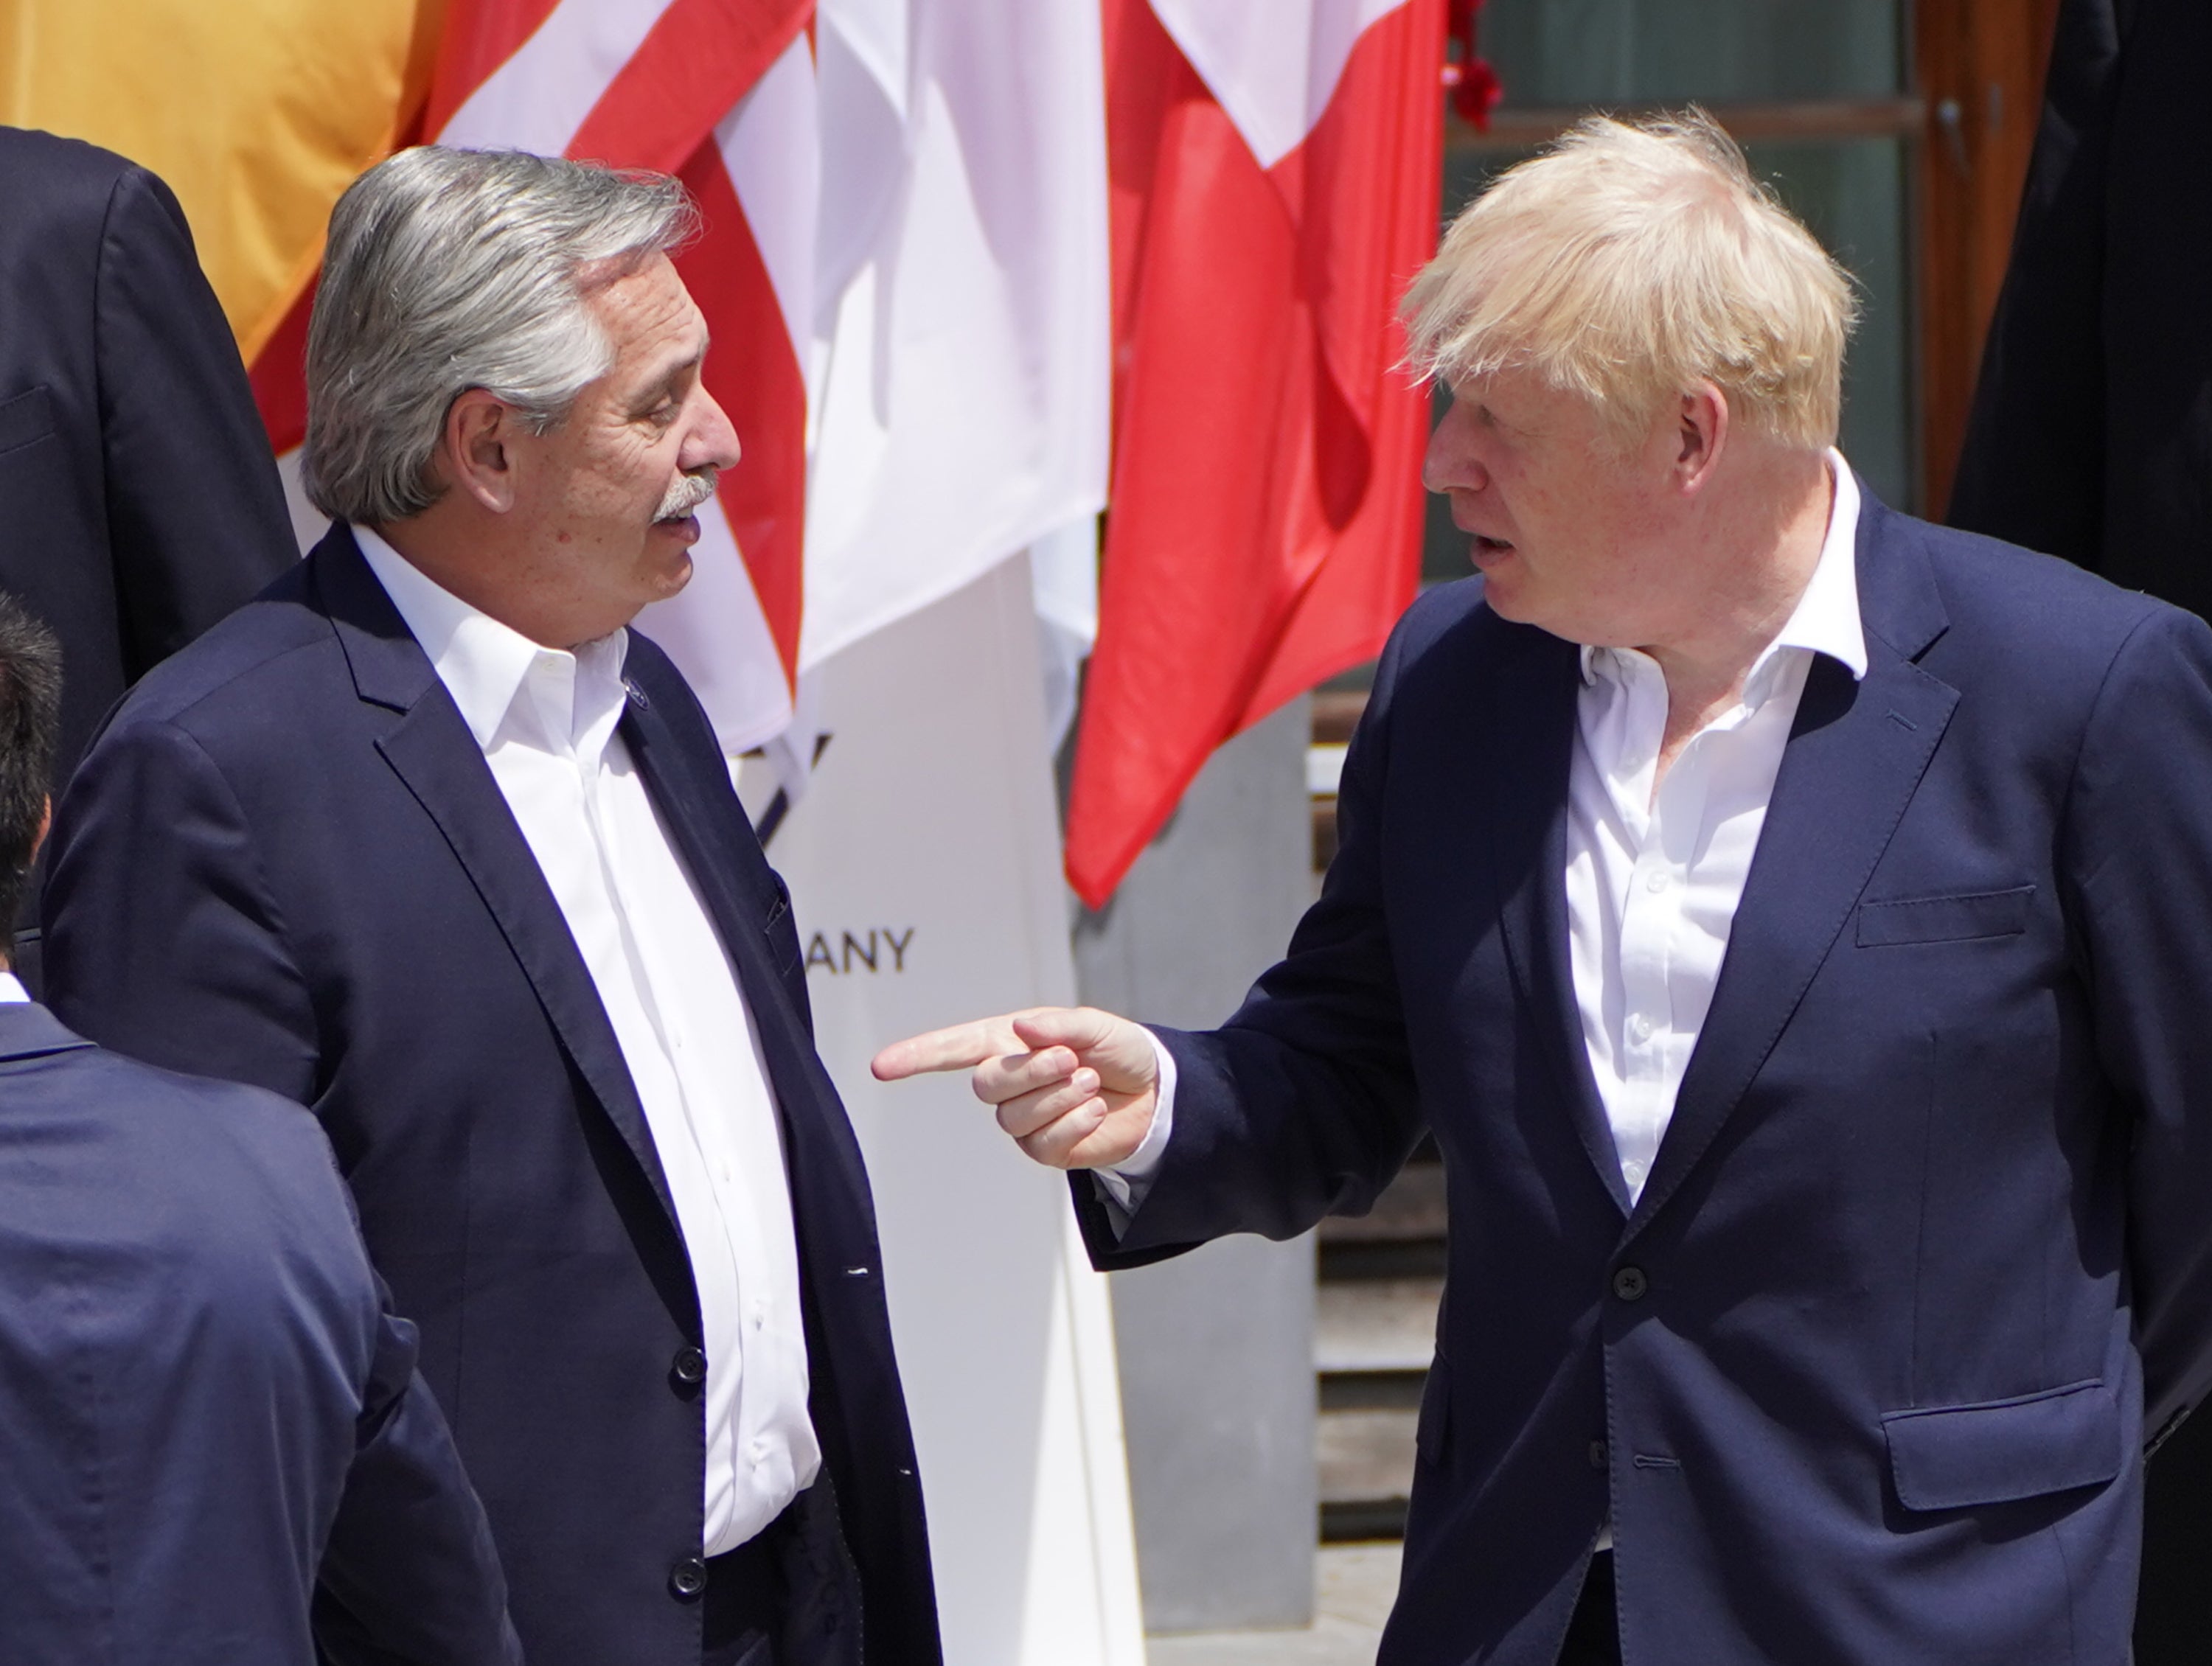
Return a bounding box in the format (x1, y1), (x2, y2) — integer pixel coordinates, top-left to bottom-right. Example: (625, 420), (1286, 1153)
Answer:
(47, 724), (520, 1661)
(2061, 607), (2212, 1436)
(1945, 0), (2123, 560)
(93, 164), (296, 680)
(315, 1303), (523, 1666)
(1073, 602), (1427, 1269)
(43, 714), (321, 1102)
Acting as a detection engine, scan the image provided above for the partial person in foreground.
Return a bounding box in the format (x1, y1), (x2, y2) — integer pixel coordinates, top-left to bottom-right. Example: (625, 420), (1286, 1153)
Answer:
(0, 125), (298, 966)
(1944, 4), (2212, 1652)
(41, 149), (939, 1666)
(0, 593), (518, 1664)
(878, 111), (2212, 1665)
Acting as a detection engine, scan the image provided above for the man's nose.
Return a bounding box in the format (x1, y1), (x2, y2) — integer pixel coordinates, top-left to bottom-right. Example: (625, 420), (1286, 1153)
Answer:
(683, 387), (742, 474)
(1421, 402), (1486, 496)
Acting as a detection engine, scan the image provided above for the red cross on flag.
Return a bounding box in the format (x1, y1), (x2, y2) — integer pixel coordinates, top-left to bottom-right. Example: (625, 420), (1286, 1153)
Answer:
(1065, 0), (1445, 907)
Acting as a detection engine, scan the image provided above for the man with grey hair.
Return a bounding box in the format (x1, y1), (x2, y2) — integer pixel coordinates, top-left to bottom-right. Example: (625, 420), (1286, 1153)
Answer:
(41, 147), (942, 1666)
(878, 111), (2212, 1662)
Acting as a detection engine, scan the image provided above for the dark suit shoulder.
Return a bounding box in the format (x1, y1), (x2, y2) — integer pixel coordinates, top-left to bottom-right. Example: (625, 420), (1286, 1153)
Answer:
(0, 1020), (372, 1328)
(6, 1017), (349, 1213)
(1388, 574), (1495, 658)
(0, 126), (139, 229)
(99, 561), (327, 735)
(1902, 509), (2185, 675)
(1373, 572), (1568, 728)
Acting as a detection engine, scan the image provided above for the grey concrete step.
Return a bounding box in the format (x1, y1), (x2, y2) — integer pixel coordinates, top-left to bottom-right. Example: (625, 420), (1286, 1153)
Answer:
(1318, 1407), (1418, 1517)
(1315, 1277), (1441, 1375)
(1148, 1544), (1400, 1665)
(1315, 1272), (1434, 1538)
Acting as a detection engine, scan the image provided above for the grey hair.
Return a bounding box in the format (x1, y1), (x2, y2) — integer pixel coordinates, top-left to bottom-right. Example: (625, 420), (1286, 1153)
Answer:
(302, 147), (698, 526)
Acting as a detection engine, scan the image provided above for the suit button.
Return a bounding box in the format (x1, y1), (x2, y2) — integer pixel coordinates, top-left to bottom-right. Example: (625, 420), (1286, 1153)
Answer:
(669, 1556), (708, 1601)
(1612, 1266), (1649, 1303)
(1587, 1440), (1607, 1471)
(672, 1346), (708, 1385)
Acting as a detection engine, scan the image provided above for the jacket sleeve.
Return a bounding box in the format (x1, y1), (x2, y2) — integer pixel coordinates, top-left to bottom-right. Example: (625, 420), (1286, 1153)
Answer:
(313, 1300), (523, 1666)
(2061, 604), (2212, 1437)
(41, 714), (322, 1104)
(1945, 0), (2122, 559)
(1074, 607), (1427, 1270)
(93, 164), (299, 677)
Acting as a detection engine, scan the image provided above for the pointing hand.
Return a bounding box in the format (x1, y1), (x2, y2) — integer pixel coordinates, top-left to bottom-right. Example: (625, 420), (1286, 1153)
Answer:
(870, 1006), (1160, 1170)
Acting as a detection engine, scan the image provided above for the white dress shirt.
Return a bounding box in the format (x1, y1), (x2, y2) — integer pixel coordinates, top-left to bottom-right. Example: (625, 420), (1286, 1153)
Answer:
(1110, 453), (1867, 1218)
(0, 972), (26, 1003)
(1567, 453), (1865, 1205)
(355, 527), (819, 1556)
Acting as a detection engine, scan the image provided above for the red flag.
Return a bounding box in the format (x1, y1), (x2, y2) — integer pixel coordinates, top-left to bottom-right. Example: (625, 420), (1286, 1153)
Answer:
(1065, 0), (1444, 908)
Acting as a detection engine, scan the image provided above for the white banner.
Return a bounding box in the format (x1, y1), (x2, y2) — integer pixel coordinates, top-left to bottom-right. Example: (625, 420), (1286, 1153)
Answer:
(747, 552), (1144, 1666)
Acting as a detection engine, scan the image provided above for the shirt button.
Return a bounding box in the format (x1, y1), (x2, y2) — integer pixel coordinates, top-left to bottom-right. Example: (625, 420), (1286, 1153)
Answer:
(1621, 1160), (1646, 1189)
(749, 1437), (771, 1465)
(669, 1556), (708, 1600)
(1645, 869), (1670, 893)
(1613, 1266), (1649, 1303)
(671, 1347), (707, 1386)
(1627, 1014), (1655, 1045)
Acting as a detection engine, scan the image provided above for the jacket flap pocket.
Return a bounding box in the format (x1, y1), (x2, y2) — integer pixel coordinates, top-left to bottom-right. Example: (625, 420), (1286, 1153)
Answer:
(1857, 885), (2034, 947)
(1883, 1379), (2121, 1511)
(0, 385), (55, 456)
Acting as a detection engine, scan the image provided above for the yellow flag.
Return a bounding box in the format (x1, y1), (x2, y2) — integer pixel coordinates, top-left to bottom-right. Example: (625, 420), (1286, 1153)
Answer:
(1, 0), (444, 359)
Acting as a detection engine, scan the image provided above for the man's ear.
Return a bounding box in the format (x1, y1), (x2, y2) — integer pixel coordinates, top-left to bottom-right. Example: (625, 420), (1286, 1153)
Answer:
(440, 390), (522, 514)
(1674, 380), (1730, 494)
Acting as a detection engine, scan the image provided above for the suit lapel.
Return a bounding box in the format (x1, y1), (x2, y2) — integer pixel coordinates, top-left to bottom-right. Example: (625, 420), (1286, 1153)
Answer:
(1625, 498), (1957, 1238)
(313, 527), (679, 1229)
(617, 677), (851, 1189)
(1486, 630), (1633, 1215)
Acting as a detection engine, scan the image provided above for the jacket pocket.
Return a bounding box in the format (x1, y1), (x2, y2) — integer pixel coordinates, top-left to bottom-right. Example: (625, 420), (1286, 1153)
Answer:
(1857, 884), (2034, 947)
(1882, 1378), (2121, 1510)
(0, 385), (55, 457)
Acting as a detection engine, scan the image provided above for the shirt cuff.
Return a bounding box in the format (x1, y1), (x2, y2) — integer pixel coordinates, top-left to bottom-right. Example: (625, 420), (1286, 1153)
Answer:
(1091, 1031), (1178, 1222)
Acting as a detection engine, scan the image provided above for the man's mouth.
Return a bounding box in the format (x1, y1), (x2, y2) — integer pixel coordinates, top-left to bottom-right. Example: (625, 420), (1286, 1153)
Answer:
(1472, 534), (1514, 558)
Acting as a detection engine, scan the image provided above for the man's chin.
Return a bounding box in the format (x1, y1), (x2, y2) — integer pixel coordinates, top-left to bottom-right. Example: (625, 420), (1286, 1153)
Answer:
(653, 548), (696, 600)
(1478, 572), (1528, 620)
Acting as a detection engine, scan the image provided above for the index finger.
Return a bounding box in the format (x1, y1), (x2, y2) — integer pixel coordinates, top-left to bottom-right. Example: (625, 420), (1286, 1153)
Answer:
(871, 1017), (1020, 1082)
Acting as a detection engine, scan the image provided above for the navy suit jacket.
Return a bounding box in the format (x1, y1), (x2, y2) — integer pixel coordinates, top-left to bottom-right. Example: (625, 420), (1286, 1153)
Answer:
(0, 1002), (516, 1665)
(1077, 496), (2212, 1664)
(41, 526), (941, 1666)
(1949, 0), (2211, 612)
(1944, 4), (2212, 1655)
(0, 127), (295, 807)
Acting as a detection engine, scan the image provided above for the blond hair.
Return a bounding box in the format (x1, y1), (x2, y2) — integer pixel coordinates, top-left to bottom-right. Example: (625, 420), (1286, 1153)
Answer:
(1402, 108), (1857, 451)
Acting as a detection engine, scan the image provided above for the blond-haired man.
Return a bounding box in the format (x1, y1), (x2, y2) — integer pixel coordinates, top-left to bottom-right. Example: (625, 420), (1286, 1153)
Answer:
(878, 112), (2212, 1663)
